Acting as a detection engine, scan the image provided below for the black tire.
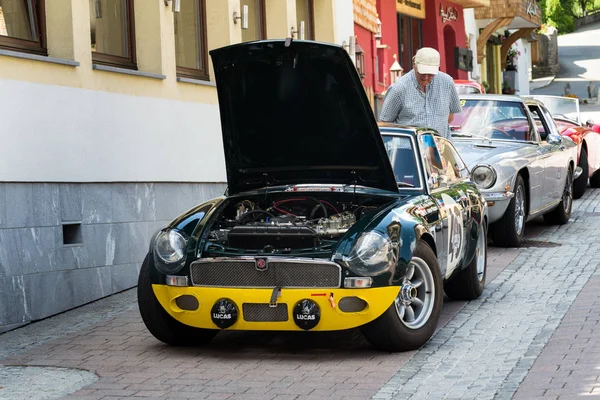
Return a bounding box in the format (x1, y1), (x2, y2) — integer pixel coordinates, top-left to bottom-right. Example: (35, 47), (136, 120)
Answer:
(444, 224), (487, 301)
(138, 254), (218, 346)
(573, 146), (589, 199)
(360, 241), (443, 352)
(590, 170), (600, 188)
(491, 174), (526, 247)
(543, 165), (574, 225)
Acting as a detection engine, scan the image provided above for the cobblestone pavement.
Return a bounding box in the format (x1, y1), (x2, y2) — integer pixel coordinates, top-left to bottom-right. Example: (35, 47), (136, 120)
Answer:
(374, 188), (600, 400)
(0, 189), (599, 399)
(513, 275), (600, 400)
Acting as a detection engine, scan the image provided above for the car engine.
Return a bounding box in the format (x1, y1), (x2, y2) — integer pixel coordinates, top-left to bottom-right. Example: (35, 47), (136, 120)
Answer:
(205, 194), (387, 252)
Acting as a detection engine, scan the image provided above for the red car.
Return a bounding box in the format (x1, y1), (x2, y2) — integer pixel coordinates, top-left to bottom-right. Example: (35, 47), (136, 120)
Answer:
(455, 80), (485, 94)
(527, 95), (600, 198)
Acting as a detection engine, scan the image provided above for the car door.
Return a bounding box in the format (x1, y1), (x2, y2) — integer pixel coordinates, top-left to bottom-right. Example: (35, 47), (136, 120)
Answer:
(418, 132), (469, 279)
(529, 104), (569, 206)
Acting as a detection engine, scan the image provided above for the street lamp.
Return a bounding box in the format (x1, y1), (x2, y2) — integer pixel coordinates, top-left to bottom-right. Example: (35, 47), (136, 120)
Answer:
(390, 54), (403, 83)
(355, 42), (366, 78)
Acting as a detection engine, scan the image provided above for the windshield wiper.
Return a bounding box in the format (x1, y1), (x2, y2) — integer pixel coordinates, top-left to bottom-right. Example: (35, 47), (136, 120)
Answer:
(397, 182), (415, 188)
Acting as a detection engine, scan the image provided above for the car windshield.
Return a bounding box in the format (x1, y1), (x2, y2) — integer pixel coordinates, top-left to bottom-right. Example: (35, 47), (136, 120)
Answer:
(382, 135), (421, 188)
(451, 99), (533, 141)
(525, 95), (580, 124)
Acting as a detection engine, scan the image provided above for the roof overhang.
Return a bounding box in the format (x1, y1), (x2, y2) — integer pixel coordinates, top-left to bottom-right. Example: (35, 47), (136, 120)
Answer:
(450, 0), (490, 8)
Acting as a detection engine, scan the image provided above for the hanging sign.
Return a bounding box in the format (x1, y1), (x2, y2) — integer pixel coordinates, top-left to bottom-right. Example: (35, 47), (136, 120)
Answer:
(526, 0), (539, 16)
(440, 4), (458, 23)
(396, 0), (426, 19)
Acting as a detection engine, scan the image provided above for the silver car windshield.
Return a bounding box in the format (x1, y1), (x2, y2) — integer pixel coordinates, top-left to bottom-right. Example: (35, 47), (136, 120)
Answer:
(451, 99), (534, 141)
(382, 135), (421, 189)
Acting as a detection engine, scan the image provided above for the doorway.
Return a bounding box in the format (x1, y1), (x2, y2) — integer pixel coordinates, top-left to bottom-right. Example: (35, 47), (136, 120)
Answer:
(443, 25), (458, 78)
(397, 13), (422, 72)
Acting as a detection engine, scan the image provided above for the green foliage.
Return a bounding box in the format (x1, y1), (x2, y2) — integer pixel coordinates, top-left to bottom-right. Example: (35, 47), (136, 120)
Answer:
(539, 0), (600, 33)
(543, 0), (576, 34)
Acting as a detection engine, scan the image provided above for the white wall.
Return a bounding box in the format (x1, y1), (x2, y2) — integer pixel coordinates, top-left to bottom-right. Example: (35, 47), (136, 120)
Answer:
(463, 9), (481, 82)
(0, 79), (226, 183)
(334, 0), (355, 47)
(515, 39), (530, 95)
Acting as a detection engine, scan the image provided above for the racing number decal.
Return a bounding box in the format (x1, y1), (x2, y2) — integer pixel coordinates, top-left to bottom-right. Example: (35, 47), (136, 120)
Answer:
(460, 99), (467, 107)
(441, 193), (464, 278)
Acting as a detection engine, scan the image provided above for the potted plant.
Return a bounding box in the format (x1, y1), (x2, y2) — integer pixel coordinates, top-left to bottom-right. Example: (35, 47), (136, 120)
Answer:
(506, 44), (520, 71)
(502, 81), (516, 94)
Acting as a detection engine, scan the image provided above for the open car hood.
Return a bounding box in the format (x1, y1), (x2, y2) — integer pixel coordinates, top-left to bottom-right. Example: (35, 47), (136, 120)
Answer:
(209, 40), (398, 195)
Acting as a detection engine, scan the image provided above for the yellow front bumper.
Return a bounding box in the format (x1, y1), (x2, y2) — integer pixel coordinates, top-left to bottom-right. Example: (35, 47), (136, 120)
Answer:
(152, 285), (401, 331)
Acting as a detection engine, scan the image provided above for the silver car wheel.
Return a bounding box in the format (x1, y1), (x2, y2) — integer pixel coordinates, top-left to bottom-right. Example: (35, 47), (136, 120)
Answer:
(395, 257), (435, 330)
(476, 228), (486, 282)
(514, 185), (525, 235)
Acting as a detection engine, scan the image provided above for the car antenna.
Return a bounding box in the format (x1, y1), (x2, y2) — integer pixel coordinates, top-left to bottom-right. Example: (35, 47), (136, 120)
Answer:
(350, 170), (357, 203)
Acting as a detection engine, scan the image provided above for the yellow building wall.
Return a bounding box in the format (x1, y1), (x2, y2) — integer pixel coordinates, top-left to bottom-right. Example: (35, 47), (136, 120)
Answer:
(0, 0), (333, 104)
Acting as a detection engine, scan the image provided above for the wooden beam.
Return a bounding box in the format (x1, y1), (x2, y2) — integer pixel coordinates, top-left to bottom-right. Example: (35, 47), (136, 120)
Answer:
(476, 18), (512, 64)
(500, 28), (535, 70)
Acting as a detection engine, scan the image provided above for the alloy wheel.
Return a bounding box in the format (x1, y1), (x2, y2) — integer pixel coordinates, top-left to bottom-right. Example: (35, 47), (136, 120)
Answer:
(514, 185), (525, 235)
(395, 257), (435, 330)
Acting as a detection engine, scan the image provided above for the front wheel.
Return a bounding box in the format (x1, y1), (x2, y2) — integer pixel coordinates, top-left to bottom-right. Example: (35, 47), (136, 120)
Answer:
(360, 241), (443, 352)
(491, 175), (526, 247)
(543, 165), (574, 225)
(573, 147), (588, 199)
(444, 224), (487, 300)
(138, 254), (218, 346)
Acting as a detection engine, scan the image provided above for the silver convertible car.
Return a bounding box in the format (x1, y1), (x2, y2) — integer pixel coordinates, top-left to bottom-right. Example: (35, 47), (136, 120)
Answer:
(450, 94), (581, 247)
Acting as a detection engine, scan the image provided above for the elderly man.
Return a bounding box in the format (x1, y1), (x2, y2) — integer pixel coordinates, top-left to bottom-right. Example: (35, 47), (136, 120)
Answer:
(379, 47), (462, 140)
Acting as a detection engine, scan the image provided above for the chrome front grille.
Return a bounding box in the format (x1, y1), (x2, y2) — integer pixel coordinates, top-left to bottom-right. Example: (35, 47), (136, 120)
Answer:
(242, 303), (289, 322)
(189, 258), (341, 288)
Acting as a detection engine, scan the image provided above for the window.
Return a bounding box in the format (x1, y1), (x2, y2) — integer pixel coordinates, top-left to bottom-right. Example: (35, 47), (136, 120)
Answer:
(175, 0), (208, 80)
(435, 137), (468, 182)
(90, 0), (136, 69)
(241, 0), (265, 42)
(419, 133), (444, 190)
(383, 135), (421, 189)
(295, 0), (313, 40)
(0, 0), (46, 55)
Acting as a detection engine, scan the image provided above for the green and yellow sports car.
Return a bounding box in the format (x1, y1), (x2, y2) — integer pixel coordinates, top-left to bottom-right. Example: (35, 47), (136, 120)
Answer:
(137, 39), (488, 352)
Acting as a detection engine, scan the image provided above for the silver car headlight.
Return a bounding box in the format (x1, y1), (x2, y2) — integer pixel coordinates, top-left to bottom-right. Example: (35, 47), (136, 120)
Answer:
(155, 229), (187, 265)
(472, 165), (497, 189)
(343, 231), (394, 276)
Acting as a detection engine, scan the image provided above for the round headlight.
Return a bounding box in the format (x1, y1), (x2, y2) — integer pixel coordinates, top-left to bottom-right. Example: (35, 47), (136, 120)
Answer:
(343, 231), (394, 276)
(155, 229), (187, 264)
(471, 165), (497, 189)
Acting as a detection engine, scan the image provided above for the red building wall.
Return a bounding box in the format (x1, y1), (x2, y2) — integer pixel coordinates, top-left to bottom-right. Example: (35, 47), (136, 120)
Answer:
(354, 24), (375, 91)
(422, 0), (468, 79)
(375, 0), (400, 94)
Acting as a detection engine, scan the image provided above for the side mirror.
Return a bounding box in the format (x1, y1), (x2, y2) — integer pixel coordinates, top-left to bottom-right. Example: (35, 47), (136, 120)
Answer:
(586, 119), (595, 128)
(546, 133), (562, 145)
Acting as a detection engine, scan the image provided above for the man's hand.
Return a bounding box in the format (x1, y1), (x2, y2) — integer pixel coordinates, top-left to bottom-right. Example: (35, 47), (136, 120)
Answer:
(448, 113), (454, 124)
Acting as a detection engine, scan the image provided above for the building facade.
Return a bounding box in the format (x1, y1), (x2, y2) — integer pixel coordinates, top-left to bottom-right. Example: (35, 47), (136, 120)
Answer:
(0, 0), (350, 333)
(474, 0), (541, 93)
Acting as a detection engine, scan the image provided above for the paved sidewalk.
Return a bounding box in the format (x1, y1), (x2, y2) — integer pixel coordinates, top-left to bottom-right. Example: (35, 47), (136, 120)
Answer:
(514, 274), (600, 399)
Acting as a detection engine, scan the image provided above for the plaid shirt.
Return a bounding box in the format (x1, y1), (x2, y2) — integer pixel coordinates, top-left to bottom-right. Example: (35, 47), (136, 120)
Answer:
(379, 70), (462, 139)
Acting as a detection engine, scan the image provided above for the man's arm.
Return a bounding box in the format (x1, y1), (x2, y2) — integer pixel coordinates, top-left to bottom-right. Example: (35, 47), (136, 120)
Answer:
(379, 85), (403, 122)
(448, 114), (454, 124)
(448, 80), (462, 115)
